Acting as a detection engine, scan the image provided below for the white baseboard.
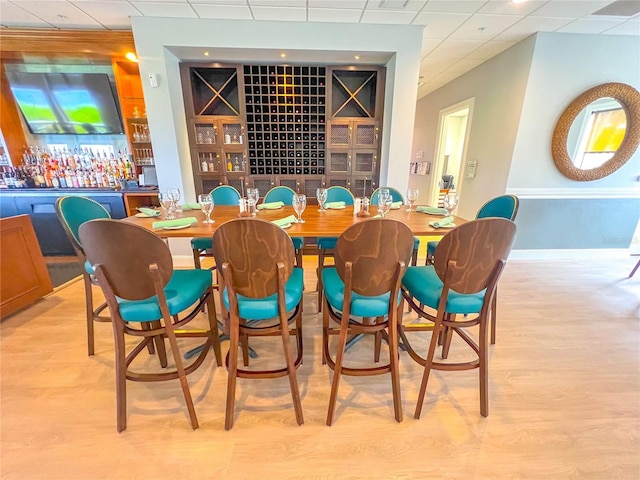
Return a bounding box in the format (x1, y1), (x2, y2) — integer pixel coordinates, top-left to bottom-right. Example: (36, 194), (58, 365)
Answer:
(510, 248), (629, 260)
(172, 255), (196, 268)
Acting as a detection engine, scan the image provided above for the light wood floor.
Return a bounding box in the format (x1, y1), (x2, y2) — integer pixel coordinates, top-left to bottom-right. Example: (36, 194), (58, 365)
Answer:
(1, 254), (639, 479)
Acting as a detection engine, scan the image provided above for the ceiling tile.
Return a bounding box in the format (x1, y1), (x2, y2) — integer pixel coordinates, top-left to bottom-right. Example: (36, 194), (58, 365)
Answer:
(249, 0), (306, 6)
(361, 9), (417, 24)
(308, 8), (362, 23)
(477, 0), (548, 16)
(601, 18), (640, 35)
(131, 2), (197, 17)
(430, 69), (464, 84)
(192, 0), (248, 4)
(251, 6), (306, 21)
(129, 0), (189, 2)
(0, 1), (53, 27)
(529, 1), (607, 18)
(446, 56), (485, 73)
(557, 16), (628, 33)
(420, 0), (486, 14)
(309, 0), (366, 8)
(420, 37), (442, 56)
(465, 39), (515, 59)
(420, 56), (459, 71)
(414, 12), (470, 36)
(365, 0), (427, 11)
(494, 16), (573, 41)
(191, 4), (253, 19)
(13, 0), (103, 28)
(73, 1), (141, 28)
(428, 39), (484, 58)
(449, 13), (524, 40)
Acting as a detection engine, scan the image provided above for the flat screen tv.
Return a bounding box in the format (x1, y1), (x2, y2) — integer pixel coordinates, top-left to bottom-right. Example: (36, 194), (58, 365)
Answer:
(6, 71), (124, 135)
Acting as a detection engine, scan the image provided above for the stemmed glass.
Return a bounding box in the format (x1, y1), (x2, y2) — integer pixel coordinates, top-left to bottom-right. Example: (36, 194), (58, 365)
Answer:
(247, 188), (259, 206)
(198, 193), (214, 224)
(167, 188), (181, 217)
(159, 192), (175, 219)
(406, 188), (419, 212)
(443, 193), (459, 217)
(292, 193), (306, 223)
(316, 188), (328, 211)
(377, 191), (392, 218)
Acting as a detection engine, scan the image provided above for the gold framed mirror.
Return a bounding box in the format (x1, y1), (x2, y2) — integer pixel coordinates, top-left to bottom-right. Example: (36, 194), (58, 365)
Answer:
(551, 82), (640, 181)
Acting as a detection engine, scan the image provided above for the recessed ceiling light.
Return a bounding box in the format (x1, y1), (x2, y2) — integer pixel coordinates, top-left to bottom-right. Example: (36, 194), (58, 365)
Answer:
(511, 0), (527, 3)
(125, 52), (138, 62)
(355, 55), (360, 60)
(280, 53), (286, 58)
(204, 51), (209, 56)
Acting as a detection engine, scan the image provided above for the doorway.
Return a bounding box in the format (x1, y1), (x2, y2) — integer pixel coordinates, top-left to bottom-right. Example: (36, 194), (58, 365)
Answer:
(430, 98), (474, 206)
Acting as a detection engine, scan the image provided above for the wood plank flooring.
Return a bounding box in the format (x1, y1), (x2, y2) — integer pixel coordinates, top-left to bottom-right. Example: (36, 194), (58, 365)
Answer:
(1, 255), (639, 479)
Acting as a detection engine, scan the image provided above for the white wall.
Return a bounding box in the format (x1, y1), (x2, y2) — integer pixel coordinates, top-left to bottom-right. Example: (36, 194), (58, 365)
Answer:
(412, 36), (535, 220)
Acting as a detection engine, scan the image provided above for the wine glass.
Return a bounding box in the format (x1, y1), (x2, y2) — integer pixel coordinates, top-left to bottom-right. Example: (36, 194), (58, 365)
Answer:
(316, 188), (328, 211)
(377, 191), (392, 218)
(167, 188), (181, 216)
(198, 193), (214, 224)
(292, 193), (306, 223)
(159, 192), (175, 219)
(406, 188), (419, 212)
(443, 193), (459, 217)
(247, 188), (259, 213)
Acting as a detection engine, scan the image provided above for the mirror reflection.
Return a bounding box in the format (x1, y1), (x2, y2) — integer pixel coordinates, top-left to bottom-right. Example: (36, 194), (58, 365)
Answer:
(567, 97), (627, 170)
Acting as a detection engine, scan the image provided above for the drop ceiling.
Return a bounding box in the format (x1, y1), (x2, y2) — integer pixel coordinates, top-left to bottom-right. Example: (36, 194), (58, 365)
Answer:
(1, 0), (639, 98)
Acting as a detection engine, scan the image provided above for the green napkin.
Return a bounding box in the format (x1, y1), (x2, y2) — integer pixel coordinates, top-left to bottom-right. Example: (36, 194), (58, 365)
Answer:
(271, 215), (297, 227)
(390, 201), (403, 209)
(152, 217), (197, 229)
(325, 201), (346, 209)
(181, 203), (201, 211)
(429, 216), (455, 228)
(257, 201), (284, 210)
(138, 207), (160, 217)
(417, 206), (448, 215)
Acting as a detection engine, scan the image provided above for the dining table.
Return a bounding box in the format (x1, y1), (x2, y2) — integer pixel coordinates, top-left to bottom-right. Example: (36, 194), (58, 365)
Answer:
(122, 204), (467, 239)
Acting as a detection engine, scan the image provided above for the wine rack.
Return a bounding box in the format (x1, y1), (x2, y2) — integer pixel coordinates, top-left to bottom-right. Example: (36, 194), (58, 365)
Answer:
(244, 64), (326, 177)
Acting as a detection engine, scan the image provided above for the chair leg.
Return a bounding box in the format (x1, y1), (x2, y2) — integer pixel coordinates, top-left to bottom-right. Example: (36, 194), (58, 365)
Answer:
(114, 330), (127, 433)
(206, 292), (222, 366)
(141, 322), (156, 355)
(388, 313), (403, 423)
(479, 315), (489, 417)
(326, 315), (350, 426)
(441, 314), (455, 359)
(411, 247), (418, 266)
(83, 273), (95, 356)
(165, 324), (199, 430)
(321, 301), (329, 366)
(373, 316), (384, 363)
(225, 320), (240, 431)
(295, 248), (303, 269)
(490, 291), (498, 345)
(151, 321), (168, 368)
(415, 319), (442, 419)
(279, 312), (304, 426)
(240, 334), (250, 367)
(317, 250), (325, 313)
(193, 249), (202, 269)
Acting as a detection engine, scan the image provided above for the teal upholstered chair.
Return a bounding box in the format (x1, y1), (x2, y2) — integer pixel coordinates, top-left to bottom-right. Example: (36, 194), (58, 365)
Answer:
(79, 219), (221, 432)
(263, 186), (305, 267)
(371, 187), (420, 266)
(191, 185), (241, 269)
(322, 218), (414, 425)
(316, 186), (355, 312)
(401, 218), (517, 419)
(425, 194), (519, 344)
(212, 218), (304, 430)
(55, 196), (111, 356)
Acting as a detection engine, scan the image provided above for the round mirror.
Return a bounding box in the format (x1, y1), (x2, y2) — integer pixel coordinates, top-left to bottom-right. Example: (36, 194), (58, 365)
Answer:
(552, 82), (640, 181)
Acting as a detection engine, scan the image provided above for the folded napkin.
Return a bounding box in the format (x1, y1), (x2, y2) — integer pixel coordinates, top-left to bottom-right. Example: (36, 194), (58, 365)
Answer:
(137, 207), (160, 217)
(417, 206), (448, 215)
(152, 217), (197, 229)
(271, 215), (297, 227)
(390, 201), (403, 209)
(181, 203), (201, 211)
(429, 216), (455, 228)
(325, 201), (346, 209)
(257, 201), (284, 210)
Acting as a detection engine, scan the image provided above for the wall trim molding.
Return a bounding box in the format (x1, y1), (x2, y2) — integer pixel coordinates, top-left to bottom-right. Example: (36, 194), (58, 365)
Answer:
(510, 248), (630, 260)
(506, 187), (640, 199)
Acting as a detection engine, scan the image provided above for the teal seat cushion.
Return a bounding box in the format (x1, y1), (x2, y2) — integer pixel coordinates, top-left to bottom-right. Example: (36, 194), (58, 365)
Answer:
(118, 269), (213, 322)
(413, 236), (420, 250)
(426, 240), (439, 257)
(402, 266), (485, 315)
(317, 237), (338, 250)
(222, 267), (303, 321)
(322, 267), (398, 318)
(84, 259), (95, 275)
(191, 237), (212, 251)
(292, 237), (303, 250)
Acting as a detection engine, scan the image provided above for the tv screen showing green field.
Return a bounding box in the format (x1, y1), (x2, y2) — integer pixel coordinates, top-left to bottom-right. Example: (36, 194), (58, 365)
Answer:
(7, 72), (124, 135)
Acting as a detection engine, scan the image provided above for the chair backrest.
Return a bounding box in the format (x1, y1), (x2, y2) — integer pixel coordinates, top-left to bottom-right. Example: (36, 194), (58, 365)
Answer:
(212, 218), (295, 299)
(326, 186), (355, 205)
(210, 185), (241, 206)
(370, 187), (404, 204)
(78, 219), (173, 301)
(263, 186), (297, 205)
(335, 219), (414, 297)
(476, 194), (519, 221)
(433, 218), (517, 295)
(55, 195), (111, 253)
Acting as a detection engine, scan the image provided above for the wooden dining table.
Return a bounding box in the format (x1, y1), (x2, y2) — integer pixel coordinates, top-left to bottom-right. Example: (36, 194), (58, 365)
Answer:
(122, 204), (467, 238)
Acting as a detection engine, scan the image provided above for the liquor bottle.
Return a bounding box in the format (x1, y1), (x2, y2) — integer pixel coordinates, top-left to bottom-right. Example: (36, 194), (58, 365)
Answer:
(227, 154), (233, 172)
